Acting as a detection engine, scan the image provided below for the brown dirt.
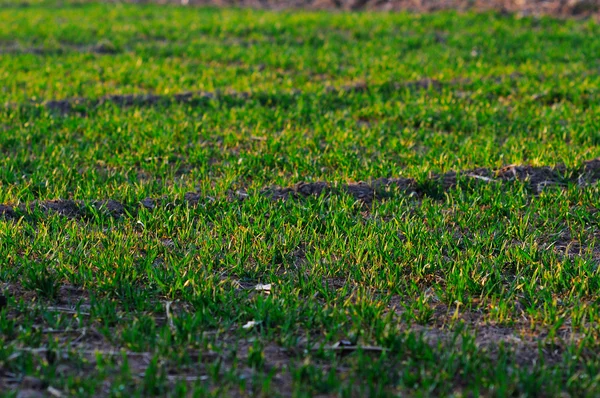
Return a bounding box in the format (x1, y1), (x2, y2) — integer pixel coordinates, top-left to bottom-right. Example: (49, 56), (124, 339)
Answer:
(1, 158), (599, 221)
(0, 42), (121, 56)
(43, 91), (218, 115)
(5, 73), (519, 116)
(39, 77), (451, 115)
(384, 294), (590, 367)
(261, 157), (598, 202)
(127, 0), (600, 18)
(18, 199), (127, 218)
(0, 204), (15, 219)
(30, 71), (591, 117)
(1, 279), (587, 396)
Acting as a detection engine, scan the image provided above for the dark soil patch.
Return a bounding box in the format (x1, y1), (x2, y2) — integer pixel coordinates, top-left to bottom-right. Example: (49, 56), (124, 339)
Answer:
(0, 42), (122, 56)
(0, 204), (16, 219)
(262, 158), (598, 203)
(261, 177), (418, 203)
(388, 297), (585, 367)
(3, 73), (530, 116)
(1, 279), (596, 395)
(28, 200), (83, 218)
(0, 199), (129, 221)
(41, 78), (447, 115)
(1, 158), (599, 221)
(43, 91), (218, 115)
(183, 191), (203, 206)
(92, 199), (127, 216)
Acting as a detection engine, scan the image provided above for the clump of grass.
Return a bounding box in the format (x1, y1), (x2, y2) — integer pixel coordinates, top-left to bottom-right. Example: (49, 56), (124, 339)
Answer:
(22, 263), (61, 300)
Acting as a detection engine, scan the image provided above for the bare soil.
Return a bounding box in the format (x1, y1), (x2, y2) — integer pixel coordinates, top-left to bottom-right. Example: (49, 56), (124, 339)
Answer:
(31, 72), (591, 116)
(126, 0), (600, 18)
(1, 158), (599, 220)
(6, 73), (579, 115)
(0, 279), (589, 396)
(262, 157), (600, 203)
(39, 78), (450, 115)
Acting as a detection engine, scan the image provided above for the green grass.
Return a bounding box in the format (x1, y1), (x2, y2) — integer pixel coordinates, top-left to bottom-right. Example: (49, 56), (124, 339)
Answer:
(2, 1), (600, 396)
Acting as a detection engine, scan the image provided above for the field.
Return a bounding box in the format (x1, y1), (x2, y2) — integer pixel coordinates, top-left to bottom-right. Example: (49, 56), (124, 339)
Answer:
(2, 1), (600, 396)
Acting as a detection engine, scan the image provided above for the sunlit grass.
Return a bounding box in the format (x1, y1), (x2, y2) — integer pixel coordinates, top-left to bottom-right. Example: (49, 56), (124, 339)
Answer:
(1, 1), (600, 395)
